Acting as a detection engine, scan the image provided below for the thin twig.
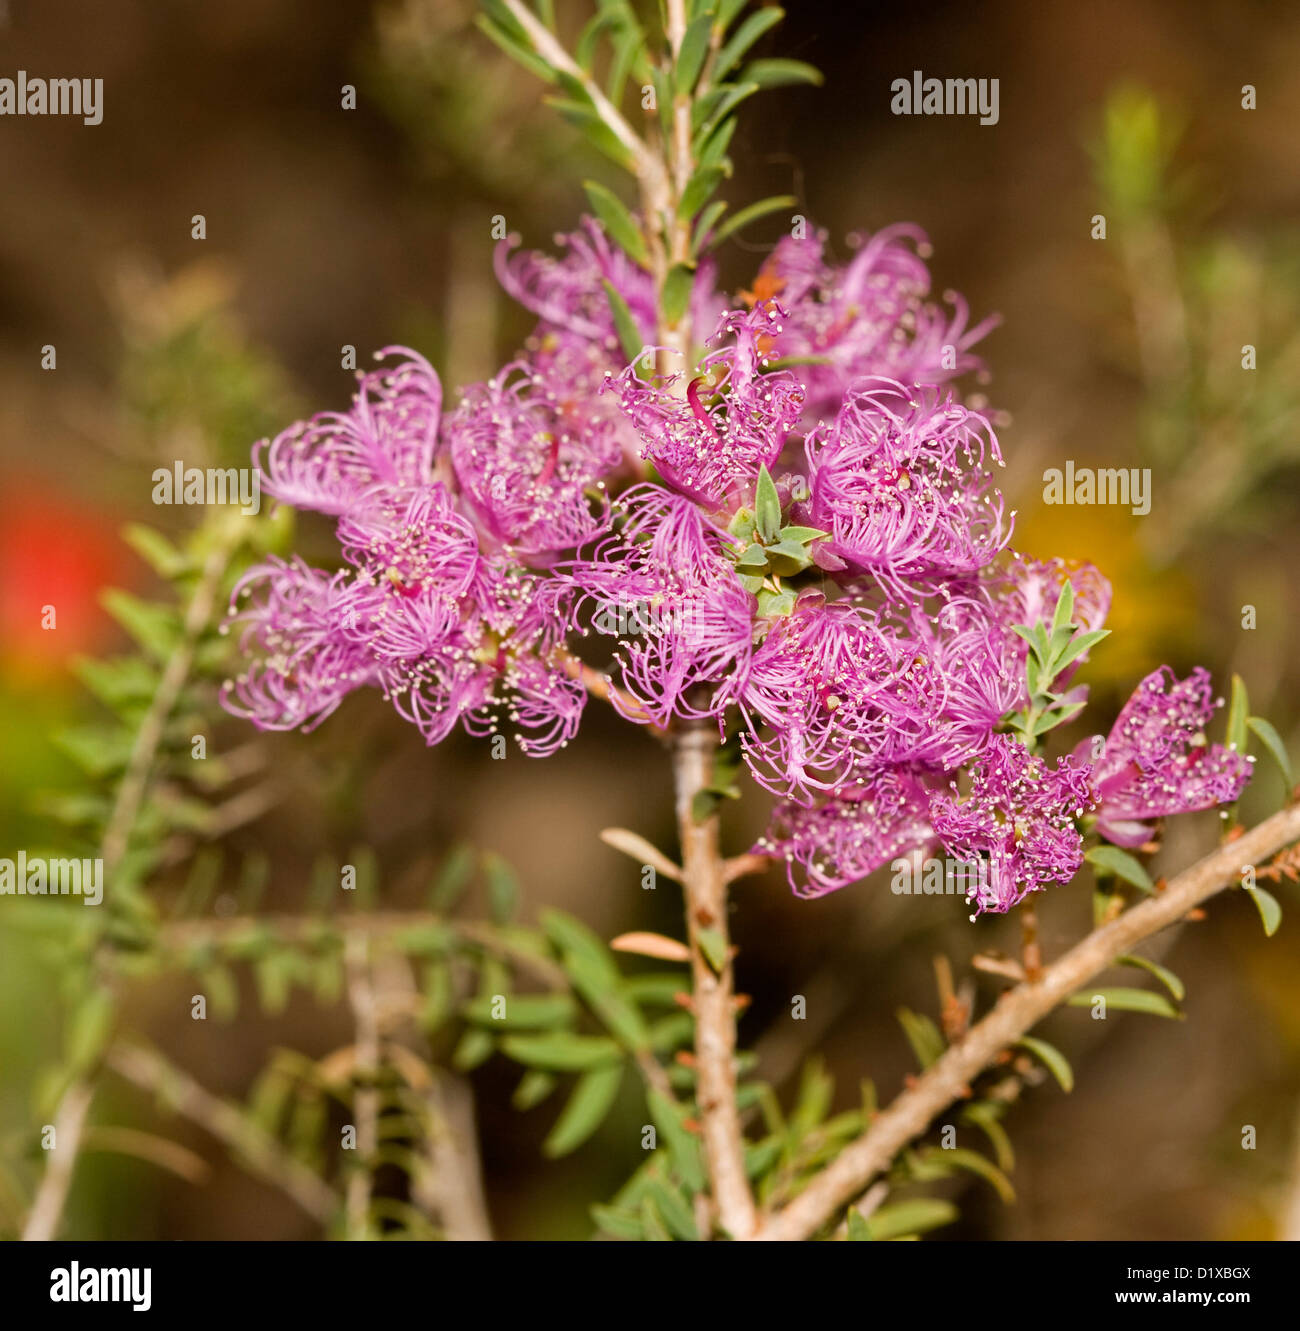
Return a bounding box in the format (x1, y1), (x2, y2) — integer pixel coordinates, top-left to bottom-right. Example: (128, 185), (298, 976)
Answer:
(753, 803), (1300, 1240)
(20, 1080), (95, 1241)
(107, 1042), (338, 1224)
(672, 721), (756, 1238)
(344, 934), (382, 1240)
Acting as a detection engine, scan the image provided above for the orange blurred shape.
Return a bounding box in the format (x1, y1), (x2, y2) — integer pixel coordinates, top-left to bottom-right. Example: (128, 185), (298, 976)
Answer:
(0, 478), (130, 679)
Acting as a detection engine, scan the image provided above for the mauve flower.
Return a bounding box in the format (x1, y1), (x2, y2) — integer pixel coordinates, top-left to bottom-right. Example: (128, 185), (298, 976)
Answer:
(254, 348), (440, 515)
(222, 557), (378, 732)
(567, 484), (754, 726)
(928, 734), (1096, 915)
(757, 225), (999, 417)
(756, 767), (935, 898)
(608, 303), (804, 510)
(1080, 666), (1254, 847)
(802, 377), (1009, 590)
(444, 360), (621, 559)
(495, 217), (722, 355)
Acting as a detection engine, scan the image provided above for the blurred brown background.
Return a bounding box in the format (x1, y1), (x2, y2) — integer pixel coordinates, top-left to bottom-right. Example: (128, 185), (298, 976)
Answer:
(2, 0), (1299, 1239)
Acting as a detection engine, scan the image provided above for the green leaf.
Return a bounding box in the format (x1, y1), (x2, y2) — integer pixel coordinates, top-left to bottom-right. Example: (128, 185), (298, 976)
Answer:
(864, 1197), (959, 1240)
(691, 198), (729, 253)
(123, 523), (190, 577)
(72, 655), (158, 710)
(961, 1101), (1014, 1171)
(644, 1178), (698, 1239)
(101, 589), (180, 662)
(542, 909), (620, 984)
(1050, 578), (1076, 637)
(694, 81), (759, 148)
(512, 1068), (558, 1111)
(696, 927), (727, 973)
(565, 952), (651, 1050)
(674, 13), (713, 94)
(1247, 716), (1293, 791)
(639, 1195), (672, 1240)
(709, 193), (797, 247)
(754, 464), (781, 542)
(1117, 953), (1186, 1001)
(501, 1031), (622, 1071)
(547, 96), (636, 170)
(756, 587), (795, 617)
(896, 1007), (945, 1069)
(65, 990), (115, 1073)
(474, 15), (557, 84)
(846, 1207), (874, 1240)
(1085, 844), (1155, 894)
(1244, 885), (1282, 938)
(713, 7), (784, 82)
(459, 993), (577, 1029)
(676, 165), (726, 221)
(482, 851), (519, 925)
(591, 1203), (643, 1240)
(1066, 987), (1182, 1019)
(1015, 1036), (1075, 1092)
(661, 262), (697, 327)
(647, 1089), (706, 1192)
(583, 180), (649, 267)
(602, 278), (648, 363)
(543, 1063), (623, 1157)
(1050, 628), (1110, 678)
(451, 1027), (495, 1071)
(738, 57), (823, 88)
(1226, 673), (1250, 758)
(429, 844), (475, 912)
(918, 1146), (1015, 1203)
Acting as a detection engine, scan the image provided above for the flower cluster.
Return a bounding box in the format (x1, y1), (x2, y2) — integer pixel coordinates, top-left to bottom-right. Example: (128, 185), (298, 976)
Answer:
(226, 216), (1251, 915)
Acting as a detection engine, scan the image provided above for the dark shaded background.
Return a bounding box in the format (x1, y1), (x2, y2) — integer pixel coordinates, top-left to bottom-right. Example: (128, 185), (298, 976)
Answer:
(2, 0), (1299, 1239)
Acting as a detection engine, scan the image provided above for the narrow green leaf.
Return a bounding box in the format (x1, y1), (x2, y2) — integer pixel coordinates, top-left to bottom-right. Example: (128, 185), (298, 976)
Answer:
(738, 57), (823, 88)
(846, 1207), (874, 1240)
(1117, 953), (1186, 1001)
(429, 843), (475, 912)
(696, 927), (727, 972)
(676, 165), (726, 221)
(918, 1146), (1015, 1203)
(1050, 578), (1076, 637)
(501, 1031), (622, 1071)
(961, 1102), (1014, 1172)
(583, 180), (650, 266)
(512, 1068), (558, 1110)
(1085, 844), (1155, 894)
(474, 15), (557, 84)
(1226, 673), (1250, 758)
(123, 523), (190, 577)
(543, 1063), (623, 1157)
(754, 464), (781, 542)
(644, 1179), (698, 1239)
(865, 1197), (959, 1240)
(1015, 1036), (1075, 1092)
(1050, 628), (1111, 677)
(451, 1027), (495, 1071)
(591, 1203), (642, 1240)
(101, 589), (180, 662)
(713, 7), (784, 82)
(1244, 885), (1282, 937)
(661, 262), (697, 327)
(896, 1007), (945, 1069)
(601, 278), (647, 363)
(674, 13), (713, 94)
(1066, 987), (1182, 1019)
(1247, 716), (1293, 790)
(647, 1089), (706, 1192)
(459, 993), (577, 1029)
(639, 1195), (672, 1240)
(709, 193), (797, 246)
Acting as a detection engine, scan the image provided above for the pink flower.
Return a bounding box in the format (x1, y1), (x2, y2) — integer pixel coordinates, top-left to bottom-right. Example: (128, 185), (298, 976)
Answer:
(444, 360), (621, 559)
(803, 377), (1009, 590)
(254, 348), (440, 515)
(929, 734), (1096, 914)
(756, 767), (935, 898)
(608, 303), (804, 510)
(1081, 667), (1254, 847)
(759, 225), (999, 417)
